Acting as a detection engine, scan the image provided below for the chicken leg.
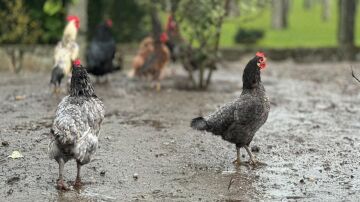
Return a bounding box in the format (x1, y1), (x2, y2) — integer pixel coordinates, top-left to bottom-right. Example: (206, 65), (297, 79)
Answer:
(57, 158), (68, 190)
(244, 145), (257, 165)
(74, 161), (82, 188)
(232, 146), (241, 165)
(156, 81), (161, 91)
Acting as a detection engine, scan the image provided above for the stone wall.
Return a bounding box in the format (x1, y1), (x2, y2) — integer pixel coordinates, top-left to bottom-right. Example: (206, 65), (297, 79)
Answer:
(0, 45), (359, 72)
(0, 45), (53, 72)
(0, 45), (135, 72)
(221, 47), (360, 62)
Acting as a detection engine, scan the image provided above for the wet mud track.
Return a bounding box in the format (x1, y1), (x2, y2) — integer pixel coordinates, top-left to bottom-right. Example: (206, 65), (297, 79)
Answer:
(0, 60), (360, 201)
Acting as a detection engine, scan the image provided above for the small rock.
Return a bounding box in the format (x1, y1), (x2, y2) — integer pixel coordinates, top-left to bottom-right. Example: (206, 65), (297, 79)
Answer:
(7, 189), (13, 196)
(2, 141), (9, 147)
(152, 189), (161, 194)
(15, 95), (26, 101)
(7, 176), (20, 185)
(299, 179), (305, 184)
(307, 177), (315, 182)
(100, 170), (106, 176)
(133, 173), (139, 180)
(251, 145), (260, 153)
(308, 148), (316, 152)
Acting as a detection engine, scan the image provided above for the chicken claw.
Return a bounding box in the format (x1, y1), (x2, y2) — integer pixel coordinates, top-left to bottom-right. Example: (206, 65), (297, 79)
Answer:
(244, 145), (258, 166)
(57, 179), (69, 191)
(74, 162), (82, 189)
(232, 146), (241, 166)
(156, 82), (161, 91)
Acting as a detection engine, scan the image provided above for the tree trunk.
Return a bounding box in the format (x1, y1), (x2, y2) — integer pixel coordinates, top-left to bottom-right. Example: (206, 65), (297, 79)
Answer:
(150, 8), (163, 44)
(227, 0), (239, 17)
(322, 0), (330, 22)
(338, 0), (357, 60)
(271, 0), (289, 30)
(67, 0), (88, 61)
(303, 0), (313, 10)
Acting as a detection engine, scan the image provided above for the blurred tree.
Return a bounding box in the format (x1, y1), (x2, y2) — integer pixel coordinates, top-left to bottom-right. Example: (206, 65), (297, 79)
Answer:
(0, 0), (43, 44)
(338, 0), (357, 60)
(0, 0), (72, 44)
(175, 0), (230, 89)
(88, 0), (148, 43)
(271, 0), (289, 30)
(322, 0), (330, 22)
(68, 0), (87, 60)
(303, 0), (313, 10)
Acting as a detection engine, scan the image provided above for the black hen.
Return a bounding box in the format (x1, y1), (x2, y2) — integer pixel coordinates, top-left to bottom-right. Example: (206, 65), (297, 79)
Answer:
(86, 20), (120, 80)
(191, 52), (270, 165)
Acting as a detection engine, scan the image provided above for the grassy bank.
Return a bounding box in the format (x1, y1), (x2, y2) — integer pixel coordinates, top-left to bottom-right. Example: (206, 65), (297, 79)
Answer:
(220, 0), (360, 48)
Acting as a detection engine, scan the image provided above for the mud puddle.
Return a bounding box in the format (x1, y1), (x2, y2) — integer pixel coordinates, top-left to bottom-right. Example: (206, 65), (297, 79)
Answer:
(0, 61), (360, 201)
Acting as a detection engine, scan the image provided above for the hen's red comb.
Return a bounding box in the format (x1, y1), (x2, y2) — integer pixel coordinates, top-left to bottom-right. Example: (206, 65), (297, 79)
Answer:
(256, 52), (265, 58)
(67, 15), (79, 22)
(160, 32), (168, 43)
(106, 19), (113, 27)
(73, 59), (81, 67)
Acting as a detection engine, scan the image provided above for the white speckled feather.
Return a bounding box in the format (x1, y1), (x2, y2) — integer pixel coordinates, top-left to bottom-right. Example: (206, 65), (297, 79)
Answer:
(49, 95), (104, 164)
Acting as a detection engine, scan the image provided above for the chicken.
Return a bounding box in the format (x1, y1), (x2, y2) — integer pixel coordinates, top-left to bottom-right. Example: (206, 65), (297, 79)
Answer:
(50, 15), (80, 94)
(165, 15), (181, 62)
(129, 36), (155, 78)
(86, 19), (120, 83)
(129, 33), (170, 91)
(191, 52), (270, 165)
(48, 59), (105, 190)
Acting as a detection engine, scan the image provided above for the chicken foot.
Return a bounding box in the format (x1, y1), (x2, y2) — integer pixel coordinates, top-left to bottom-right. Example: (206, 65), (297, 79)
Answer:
(74, 161), (82, 188)
(156, 82), (161, 91)
(244, 145), (258, 165)
(232, 146), (241, 165)
(56, 158), (69, 191)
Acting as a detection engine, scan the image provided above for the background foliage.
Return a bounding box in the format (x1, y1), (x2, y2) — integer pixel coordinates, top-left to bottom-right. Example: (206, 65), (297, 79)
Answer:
(0, 0), (70, 44)
(0, 0), (359, 48)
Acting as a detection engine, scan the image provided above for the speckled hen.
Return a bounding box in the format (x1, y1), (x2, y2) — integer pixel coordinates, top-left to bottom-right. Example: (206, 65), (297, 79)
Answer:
(191, 52), (270, 165)
(49, 59), (105, 190)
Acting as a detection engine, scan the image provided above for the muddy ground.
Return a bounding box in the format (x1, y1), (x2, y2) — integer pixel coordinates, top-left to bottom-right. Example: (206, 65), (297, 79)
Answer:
(0, 59), (360, 201)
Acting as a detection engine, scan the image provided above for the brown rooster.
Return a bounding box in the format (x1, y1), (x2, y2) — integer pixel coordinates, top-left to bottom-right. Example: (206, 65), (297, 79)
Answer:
(129, 33), (170, 91)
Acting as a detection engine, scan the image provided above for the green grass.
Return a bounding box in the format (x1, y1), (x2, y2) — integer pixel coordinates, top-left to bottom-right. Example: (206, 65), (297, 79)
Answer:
(220, 0), (360, 48)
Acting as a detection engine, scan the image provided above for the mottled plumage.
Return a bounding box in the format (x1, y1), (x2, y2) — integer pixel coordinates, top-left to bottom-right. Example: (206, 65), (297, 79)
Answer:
(191, 53), (270, 165)
(49, 60), (104, 190)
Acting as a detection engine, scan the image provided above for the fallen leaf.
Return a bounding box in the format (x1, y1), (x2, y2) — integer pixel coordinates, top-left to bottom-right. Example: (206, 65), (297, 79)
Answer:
(15, 95), (26, 101)
(8, 151), (24, 159)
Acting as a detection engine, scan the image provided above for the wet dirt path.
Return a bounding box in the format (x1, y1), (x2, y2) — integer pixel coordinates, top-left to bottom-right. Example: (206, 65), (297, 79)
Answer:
(0, 60), (360, 201)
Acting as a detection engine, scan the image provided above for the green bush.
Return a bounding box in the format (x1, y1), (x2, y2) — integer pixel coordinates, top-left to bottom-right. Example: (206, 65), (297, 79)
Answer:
(0, 0), (70, 44)
(88, 0), (149, 43)
(234, 28), (264, 44)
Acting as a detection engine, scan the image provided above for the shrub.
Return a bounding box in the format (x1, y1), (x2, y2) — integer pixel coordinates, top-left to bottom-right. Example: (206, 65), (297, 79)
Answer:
(234, 28), (264, 44)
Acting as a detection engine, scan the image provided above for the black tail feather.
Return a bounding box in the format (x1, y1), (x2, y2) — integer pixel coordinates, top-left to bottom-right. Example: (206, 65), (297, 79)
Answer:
(351, 66), (360, 83)
(50, 66), (64, 86)
(191, 117), (208, 131)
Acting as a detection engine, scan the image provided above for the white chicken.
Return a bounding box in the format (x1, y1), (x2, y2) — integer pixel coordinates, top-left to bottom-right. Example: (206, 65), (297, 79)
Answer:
(50, 15), (80, 94)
